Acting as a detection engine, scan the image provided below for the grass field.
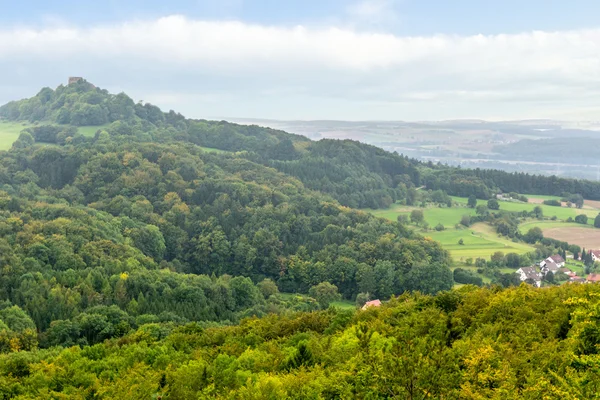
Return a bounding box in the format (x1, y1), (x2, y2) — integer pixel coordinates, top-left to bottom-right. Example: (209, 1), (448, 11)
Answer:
(200, 146), (230, 154)
(0, 121), (32, 150)
(366, 193), (600, 261)
(77, 124), (110, 137)
(0, 121), (110, 148)
(426, 226), (534, 260)
(453, 196), (599, 222)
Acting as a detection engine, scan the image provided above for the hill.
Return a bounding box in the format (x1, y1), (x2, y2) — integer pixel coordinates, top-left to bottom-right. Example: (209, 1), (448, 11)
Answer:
(0, 82), (454, 351)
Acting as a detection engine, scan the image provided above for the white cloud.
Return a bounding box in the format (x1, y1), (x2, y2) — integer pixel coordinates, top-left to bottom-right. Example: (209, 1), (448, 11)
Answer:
(1, 16), (600, 120)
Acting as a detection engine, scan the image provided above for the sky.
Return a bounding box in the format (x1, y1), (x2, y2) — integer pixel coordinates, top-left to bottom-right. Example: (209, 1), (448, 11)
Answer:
(1, 0), (600, 121)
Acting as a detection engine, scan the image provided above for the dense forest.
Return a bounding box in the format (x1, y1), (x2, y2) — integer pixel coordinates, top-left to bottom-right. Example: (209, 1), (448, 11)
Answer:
(1, 81), (600, 398)
(1, 284), (600, 399)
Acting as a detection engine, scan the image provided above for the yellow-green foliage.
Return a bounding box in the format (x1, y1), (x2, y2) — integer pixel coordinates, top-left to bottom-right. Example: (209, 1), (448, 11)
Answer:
(2, 284), (600, 399)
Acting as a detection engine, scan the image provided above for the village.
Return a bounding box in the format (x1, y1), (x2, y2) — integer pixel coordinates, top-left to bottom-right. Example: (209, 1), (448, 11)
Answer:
(516, 250), (600, 287)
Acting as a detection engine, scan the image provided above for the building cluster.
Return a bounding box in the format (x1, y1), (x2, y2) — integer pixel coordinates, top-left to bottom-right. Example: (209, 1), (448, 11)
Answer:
(516, 252), (600, 287)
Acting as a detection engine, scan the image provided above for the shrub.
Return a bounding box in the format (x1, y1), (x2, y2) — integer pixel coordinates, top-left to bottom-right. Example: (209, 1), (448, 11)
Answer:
(543, 199), (561, 207)
(453, 268), (483, 286)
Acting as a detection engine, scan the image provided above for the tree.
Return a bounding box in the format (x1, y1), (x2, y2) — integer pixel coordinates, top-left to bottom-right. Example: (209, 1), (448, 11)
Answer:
(524, 227), (543, 244)
(308, 282), (341, 309)
(475, 205), (488, 216)
(504, 253), (521, 268)
(467, 195), (477, 208)
(487, 199), (500, 210)
(404, 262), (453, 295)
(257, 279), (279, 299)
(595, 214), (600, 228)
(533, 206), (543, 219)
(410, 210), (424, 226)
(460, 215), (471, 227)
(355, 292), (371, 307)
(575, 214), (588, 225)
(458, 238), (464, 245)
(435, 223), (445, 231)
(397, 214), (409, 224)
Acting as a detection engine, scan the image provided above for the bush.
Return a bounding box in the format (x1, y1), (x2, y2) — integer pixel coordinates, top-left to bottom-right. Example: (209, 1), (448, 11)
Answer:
(453, 268), (483, 286)
(435, 223), (445, 231)
(543, 199), (561, 207)
(458, 238), (464, 245)
(575, 214), (588, 225)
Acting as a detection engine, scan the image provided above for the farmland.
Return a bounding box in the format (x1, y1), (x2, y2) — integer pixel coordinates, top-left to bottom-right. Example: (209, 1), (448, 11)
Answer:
(366, 194), (600, 261)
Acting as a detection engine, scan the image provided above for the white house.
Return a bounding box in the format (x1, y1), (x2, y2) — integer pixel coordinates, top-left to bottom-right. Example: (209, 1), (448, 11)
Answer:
(540, 255), (565, 268)
(516, 267), (542, 287)
(540, 260), (560, 276)
(591, 250), (600, 263)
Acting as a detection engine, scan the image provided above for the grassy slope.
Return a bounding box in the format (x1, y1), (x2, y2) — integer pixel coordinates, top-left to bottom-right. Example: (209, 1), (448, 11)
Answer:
(518, 220), (593, 234)
(0, 121), (111, 148)
(0, 121), (32, 150)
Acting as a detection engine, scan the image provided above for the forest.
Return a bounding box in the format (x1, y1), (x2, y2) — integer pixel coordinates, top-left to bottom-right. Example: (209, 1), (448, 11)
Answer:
(0, 81), (600, 397)
(1, 284), (600, 398)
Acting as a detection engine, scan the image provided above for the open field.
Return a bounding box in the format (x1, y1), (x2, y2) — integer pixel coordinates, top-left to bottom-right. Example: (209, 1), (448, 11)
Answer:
(77, 124), (110, 137)
(518, 220), (590, 233)
(0, 121), (32, 150)
(0, 121), (111, 148)
(200, 146), (230, 154)
(518, 220), (600, 248)
(426, 224), (534, 260)
(366, 193), (600, 261)
(542, 227), (600, 249)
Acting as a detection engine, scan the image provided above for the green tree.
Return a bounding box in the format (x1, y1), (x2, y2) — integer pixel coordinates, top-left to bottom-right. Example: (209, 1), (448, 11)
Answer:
(595, 214), (600, 228)
(575, 214), (588, 225)
(410, 209), (424, 226)
(487, 199), (500, 210)
(257, 278), (279, 299)
(467, 195), (477, 208)
(524, 227), (543, 244)
(308, 282), (341, 309)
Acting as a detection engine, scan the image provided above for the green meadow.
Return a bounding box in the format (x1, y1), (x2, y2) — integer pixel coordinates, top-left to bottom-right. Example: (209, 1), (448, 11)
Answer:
(0, 121), (112, 148)
(425, 224), (534, 260)
(0, 121), (33, 150)
(199, 146), (230, 154)
(518, 220), (593, 234)
(365, 194), (600, 261)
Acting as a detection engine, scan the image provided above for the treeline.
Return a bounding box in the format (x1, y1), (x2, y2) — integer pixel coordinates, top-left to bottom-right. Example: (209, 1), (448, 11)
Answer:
(5, 82), (600, 210)
(422, 167), (600, 201)
(1, 284), (600, 398)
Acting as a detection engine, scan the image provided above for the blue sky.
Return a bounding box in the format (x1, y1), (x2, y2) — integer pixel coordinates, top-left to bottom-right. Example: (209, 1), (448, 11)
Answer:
(1, 0), (600, 120)
(3, 0), (600, 35)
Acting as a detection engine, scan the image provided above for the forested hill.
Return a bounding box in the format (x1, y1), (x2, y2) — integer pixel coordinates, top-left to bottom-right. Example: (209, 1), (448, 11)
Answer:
(5, 80), (600, 209)
(0, 81), (451, 351)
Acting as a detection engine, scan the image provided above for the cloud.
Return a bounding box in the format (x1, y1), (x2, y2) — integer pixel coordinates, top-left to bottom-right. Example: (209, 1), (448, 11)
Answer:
(1, 16), (600, 120)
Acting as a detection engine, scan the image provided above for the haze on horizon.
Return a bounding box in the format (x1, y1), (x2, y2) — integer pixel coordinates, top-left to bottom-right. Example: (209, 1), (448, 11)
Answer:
(2, 0), (600, 122)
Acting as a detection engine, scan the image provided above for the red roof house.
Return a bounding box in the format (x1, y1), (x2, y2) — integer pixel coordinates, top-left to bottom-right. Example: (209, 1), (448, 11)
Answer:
(362, 299), (382, 310)
(587, 273), (600, 283)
